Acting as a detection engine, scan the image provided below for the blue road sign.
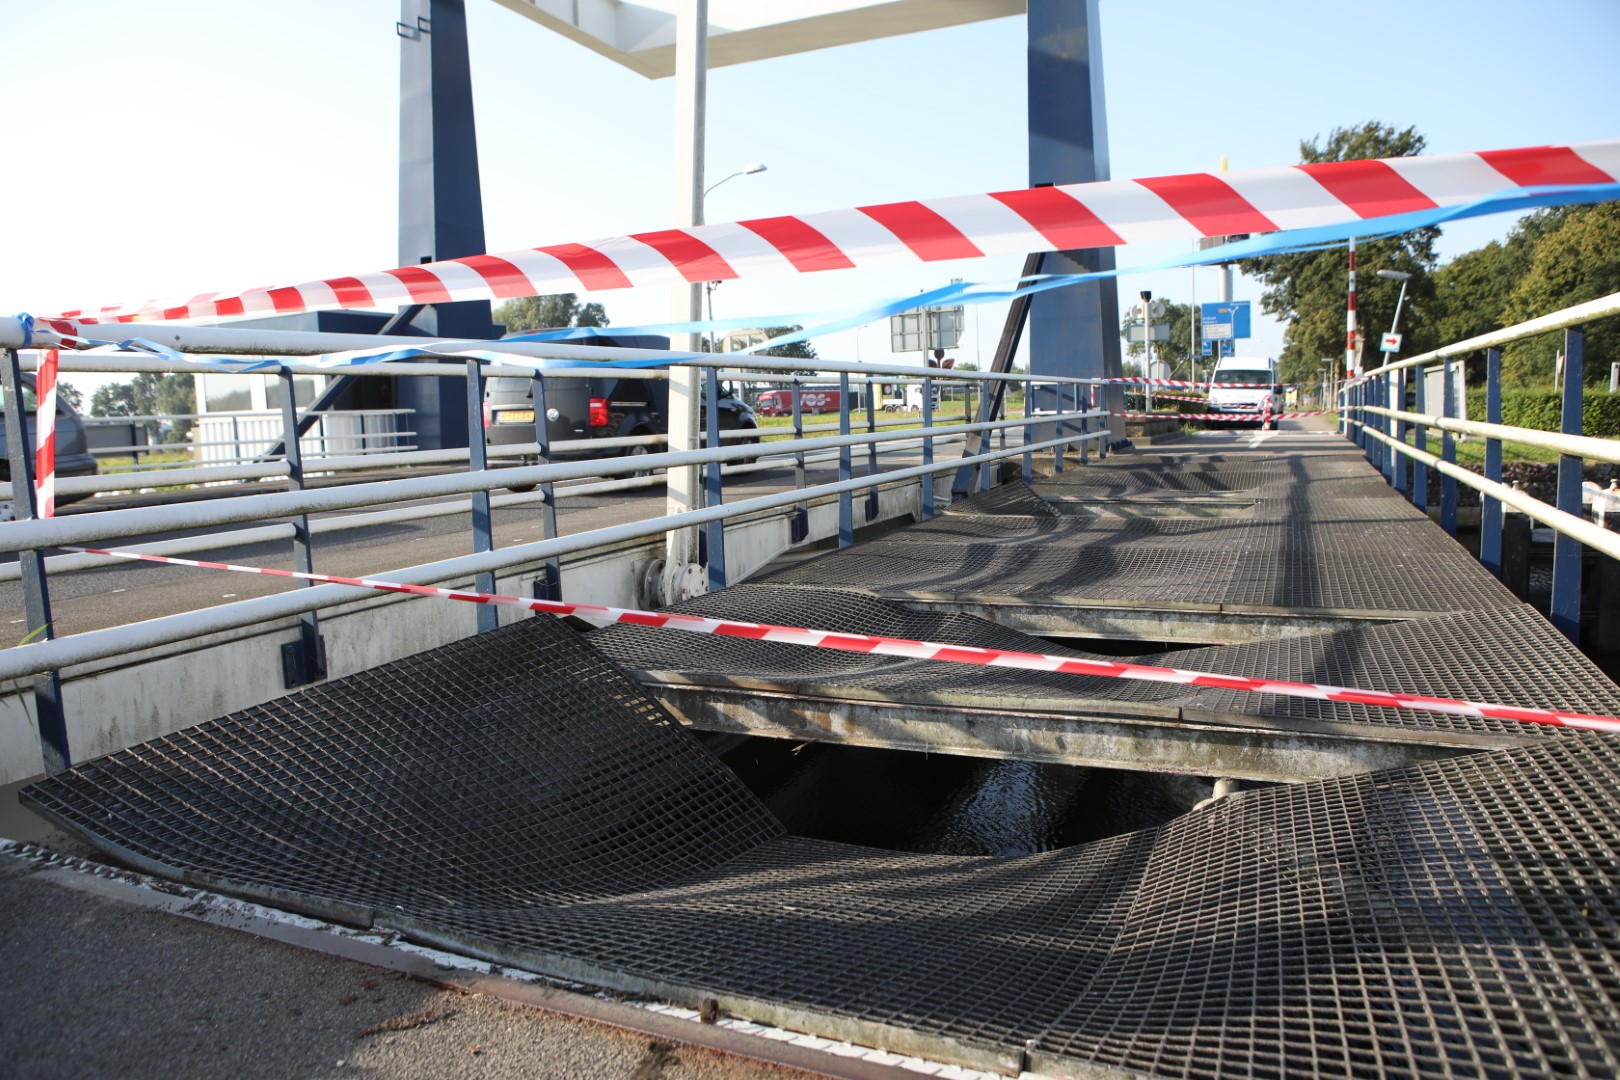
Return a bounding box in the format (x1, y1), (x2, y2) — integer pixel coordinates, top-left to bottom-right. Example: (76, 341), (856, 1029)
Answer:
(1200, 301), (1251, 340)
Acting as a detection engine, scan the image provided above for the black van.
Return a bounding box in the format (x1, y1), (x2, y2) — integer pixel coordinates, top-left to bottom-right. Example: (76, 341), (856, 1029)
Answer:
(482, 334), (758, 474)
(1, 371), (99, 514)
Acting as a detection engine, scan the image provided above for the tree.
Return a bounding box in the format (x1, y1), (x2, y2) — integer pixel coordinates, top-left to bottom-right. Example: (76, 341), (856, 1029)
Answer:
(1119, 301), (1201, 379)
(1427, 207), (1573, 384)
(153, 374), (196, 443)
(1238, 122), (1440, 386)
(1498, 202), (1620, 387)
(495, 293), (609, 334)
(89, 373), (194, 442)
(90, 381), (138, 418)
(753, 326), (817, 362)
(56, 381), (85, 413)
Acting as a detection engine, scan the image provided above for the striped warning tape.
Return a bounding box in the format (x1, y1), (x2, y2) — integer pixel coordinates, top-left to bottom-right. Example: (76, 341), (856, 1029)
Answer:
(1121, 393), (1211, 405)
(34, 349), (58, 519)
(1109, 377), (1281, 389)
(1120, 412), (1327, 421)
(63, 545), (1620, 735)
(45, 140), (1620, 326)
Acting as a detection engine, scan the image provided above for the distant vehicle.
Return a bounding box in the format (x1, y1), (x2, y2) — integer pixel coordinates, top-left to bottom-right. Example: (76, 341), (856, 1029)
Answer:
(1206, 356), (1282, 425)
(1, 371), (98, 510)
(482, 336), (759, 482)
(753, 388), (842, 417)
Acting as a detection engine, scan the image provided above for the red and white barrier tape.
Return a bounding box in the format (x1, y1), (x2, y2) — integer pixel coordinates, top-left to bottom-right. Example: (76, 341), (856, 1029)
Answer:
(1109, 377), (1280, 389)
(34, 349), (58, 518)
(62, 545), (1620, 736)
(1120, 412), (1326, 421)
(1122, 393), (1211, 405)
(47, 140), (1620, 326)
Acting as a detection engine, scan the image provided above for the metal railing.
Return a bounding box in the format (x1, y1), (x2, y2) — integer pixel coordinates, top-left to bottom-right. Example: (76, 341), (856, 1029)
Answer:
(1340, 290), (1620, 642)
(0, 316), (1111, 774)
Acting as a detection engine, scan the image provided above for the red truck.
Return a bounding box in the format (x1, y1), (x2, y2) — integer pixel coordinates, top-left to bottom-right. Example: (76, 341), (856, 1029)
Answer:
(754, 388), (842, 416)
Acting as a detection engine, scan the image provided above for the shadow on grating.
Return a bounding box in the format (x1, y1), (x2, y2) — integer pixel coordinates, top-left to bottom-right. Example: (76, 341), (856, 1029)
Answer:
(765, 469), (1521, 615)
(21, 615), (1620, 1077)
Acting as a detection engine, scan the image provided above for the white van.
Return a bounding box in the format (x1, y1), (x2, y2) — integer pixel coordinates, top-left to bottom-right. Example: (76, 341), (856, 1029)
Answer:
(1206, 355), (1281, 424)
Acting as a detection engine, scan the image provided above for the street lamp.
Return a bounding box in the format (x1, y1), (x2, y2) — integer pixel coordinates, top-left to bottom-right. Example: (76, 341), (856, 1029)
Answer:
(702, 164), (767, 352)
(1377, 269), (1413, 349)
(1376, 269), (1414, 468)
(704, 161), (766, 198)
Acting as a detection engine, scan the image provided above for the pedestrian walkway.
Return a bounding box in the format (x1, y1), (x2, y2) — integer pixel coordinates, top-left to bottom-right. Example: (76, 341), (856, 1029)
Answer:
(16, 422), (1620, 1077)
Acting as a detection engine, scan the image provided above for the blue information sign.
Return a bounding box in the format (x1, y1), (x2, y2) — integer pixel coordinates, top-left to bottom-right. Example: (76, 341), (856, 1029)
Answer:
(1200, 301), (1251, 341)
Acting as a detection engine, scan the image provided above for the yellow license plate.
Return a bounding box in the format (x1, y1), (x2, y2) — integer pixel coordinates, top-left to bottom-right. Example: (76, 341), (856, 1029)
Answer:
(499, 409), (535, 423)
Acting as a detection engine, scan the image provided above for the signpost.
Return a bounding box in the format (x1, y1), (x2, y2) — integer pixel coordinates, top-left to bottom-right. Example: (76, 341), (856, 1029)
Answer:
(890, 305), (964, 354)
(1380, 332), (1403, 353)
(1200, 301), (1251, 340)
(1199, 300), (1251, 363)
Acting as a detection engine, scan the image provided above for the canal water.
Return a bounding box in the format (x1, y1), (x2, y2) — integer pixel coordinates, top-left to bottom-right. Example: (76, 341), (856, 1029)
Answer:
(714, 736), (1211, 857)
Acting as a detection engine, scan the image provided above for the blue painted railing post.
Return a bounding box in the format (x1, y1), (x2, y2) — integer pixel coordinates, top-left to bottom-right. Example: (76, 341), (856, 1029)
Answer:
(1390, 368), (1407, 493)
(1479, 347), (1504, 577)
(865, 378), (880, 519)
(791, 379), (809, 541)
(1, 348), (69, 773)
(1373, 374), (1387, 472)
(1440, 360), (1458, 537)
(920, 377), (935, 521)
(1355, 383), (1368, 455)
(1022, 379), (1033, 483)
(1551, 328), (1584, 641)
(1093, 385), (1107, 460)
(1051, 383), (1065, 475)
(704, 369), (727, 590)
(976, 377), (994, 494)
(838, 372), (853, 547)
(281, 367), (332, 677)
(1411, 364), (1429, 510)
(528, 373), (560, 601)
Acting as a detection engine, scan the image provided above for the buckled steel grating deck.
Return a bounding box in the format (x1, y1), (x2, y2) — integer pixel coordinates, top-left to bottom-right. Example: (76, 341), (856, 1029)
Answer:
(590, 585), (1620, 738)
(22, 615), (1620, 1077)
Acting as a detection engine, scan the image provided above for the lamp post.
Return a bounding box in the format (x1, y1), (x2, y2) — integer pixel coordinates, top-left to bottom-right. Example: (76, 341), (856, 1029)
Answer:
(701, 163), (766, 353)
(1377, 269), (1413, 486)
(1377, 269), (1413, 346)
(704, 162), (767, 199)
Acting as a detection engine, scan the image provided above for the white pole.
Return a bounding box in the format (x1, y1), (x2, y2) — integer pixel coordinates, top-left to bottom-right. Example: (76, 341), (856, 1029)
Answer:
(1346, 236), (1358, 379)
(663, 0), (707, 604)
(1189, 255), (1198, 388)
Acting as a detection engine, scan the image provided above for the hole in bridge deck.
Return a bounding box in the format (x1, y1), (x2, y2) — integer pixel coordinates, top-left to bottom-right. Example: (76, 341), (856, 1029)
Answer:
(701, 734), (1221, 857)
(1036, 635), (1200, 657)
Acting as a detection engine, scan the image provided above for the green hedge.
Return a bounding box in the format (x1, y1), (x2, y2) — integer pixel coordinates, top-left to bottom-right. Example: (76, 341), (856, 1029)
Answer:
(1464, 390), (1620, 438)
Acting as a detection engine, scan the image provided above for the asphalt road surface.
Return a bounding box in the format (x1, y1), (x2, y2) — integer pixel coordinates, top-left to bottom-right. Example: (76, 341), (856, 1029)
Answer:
(3, 445), (952, 638)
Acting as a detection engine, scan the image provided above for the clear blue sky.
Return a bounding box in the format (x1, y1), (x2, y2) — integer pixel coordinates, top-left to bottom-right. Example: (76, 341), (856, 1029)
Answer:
(4, 0), (1618, 393)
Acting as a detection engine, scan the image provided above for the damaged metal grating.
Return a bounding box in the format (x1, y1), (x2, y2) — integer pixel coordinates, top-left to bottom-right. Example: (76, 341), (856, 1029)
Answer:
(21, 616), (1620, 1076)
(591, 585), (1617, 738)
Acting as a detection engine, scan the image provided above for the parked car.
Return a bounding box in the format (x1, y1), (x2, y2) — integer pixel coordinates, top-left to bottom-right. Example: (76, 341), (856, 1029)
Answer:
(1, 371), (98, 512)
(483, 348), (759, 483)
